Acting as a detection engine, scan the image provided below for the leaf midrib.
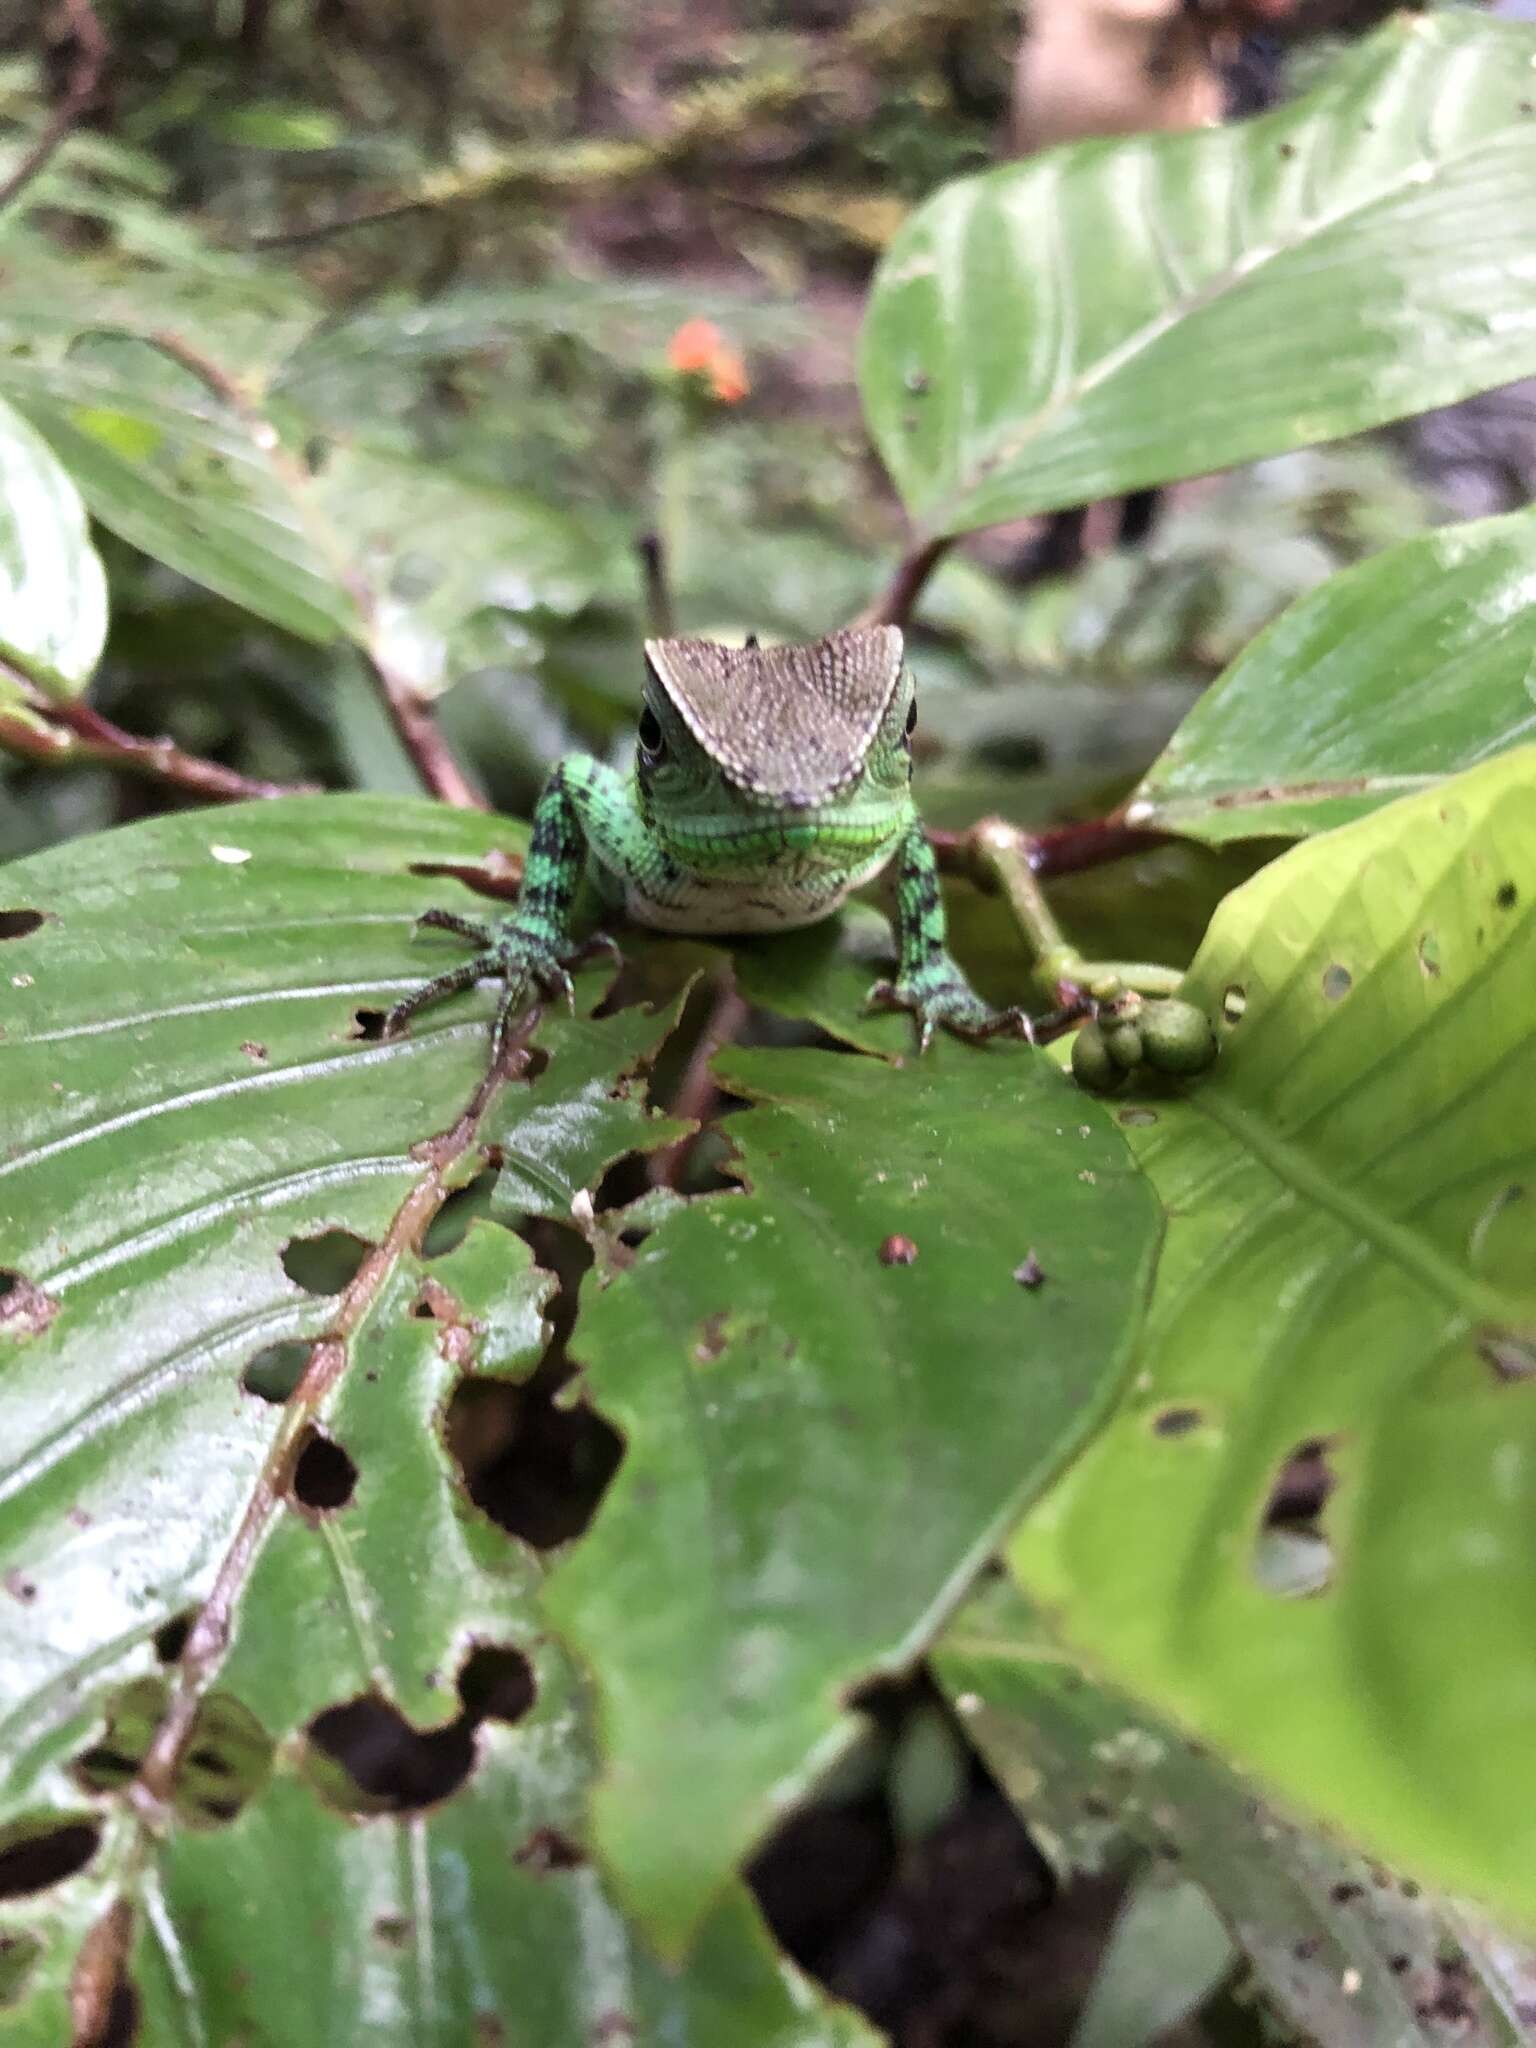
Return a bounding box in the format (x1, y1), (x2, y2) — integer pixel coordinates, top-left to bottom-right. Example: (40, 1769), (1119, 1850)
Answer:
(1196, 1089), (1521, 1329)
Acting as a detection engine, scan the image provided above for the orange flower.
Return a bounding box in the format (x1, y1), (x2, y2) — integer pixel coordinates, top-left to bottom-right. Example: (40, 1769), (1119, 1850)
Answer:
(665, 318), (749, 403)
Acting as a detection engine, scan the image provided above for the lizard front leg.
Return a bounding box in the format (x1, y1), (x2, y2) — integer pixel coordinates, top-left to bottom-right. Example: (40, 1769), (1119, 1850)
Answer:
(868, 817), (1032, 1054)
(385, 755), (632, 1062)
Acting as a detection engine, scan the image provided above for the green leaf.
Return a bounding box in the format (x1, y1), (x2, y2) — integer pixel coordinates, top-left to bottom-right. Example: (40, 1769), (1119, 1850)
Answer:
(937, 1577), (1533, 2047)
(0, 798), (863, 2042)
(0, 392), (107, 698)
(129, 1765), (877, 2047)
(542, 1042), (1161, 1948)
(1130, 509), (1536, 843)
(860, 15), (1536, 537)
(0, 347), (622, 685)
(1068, 1871), (1233, 2048)
(0, 353), (347, 643)
(1012, 749), (1536, 1927)
(305, 443), (628, 699)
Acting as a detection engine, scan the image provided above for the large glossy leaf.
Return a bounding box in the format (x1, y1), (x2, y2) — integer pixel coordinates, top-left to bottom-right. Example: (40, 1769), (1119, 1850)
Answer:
(0, 393), (106, 698)
(0, 797), (876, 2041)
(860, 14), (1536, 538)
(1013, 748), (1536, 1928)
(936, 1578), (1533, 2046)
(0, 345), (621, 684)
(542, 1041), (1161, 1949)
(1130, 509), (1536, 843)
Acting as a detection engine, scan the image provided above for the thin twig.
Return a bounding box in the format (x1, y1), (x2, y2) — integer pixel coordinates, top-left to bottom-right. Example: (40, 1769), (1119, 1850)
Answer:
(637, 531), (674, 639)
(857, 535), (954, 630)
(651, 977), (749, 1189)
(0, 661), (315, 801)
(48, 697), (317, 802)
(929, 812), (1167, 885)
(1029, 815), (1170, 878)
(949, 815), (1182, 1005)
(0, 0), (107, 214)
(364, 648), (485, 808)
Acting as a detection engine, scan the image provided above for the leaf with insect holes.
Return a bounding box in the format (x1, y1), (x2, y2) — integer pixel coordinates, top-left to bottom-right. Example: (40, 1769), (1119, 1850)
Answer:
(1013, 748), (1536, 1929)
(860, 15), (1536, 538)
(0, 797), (876, 2043)
(543, 1040), (1160, 1949)
(936, 1577), (1536, 2047)
(1130, 508), (1536, 843)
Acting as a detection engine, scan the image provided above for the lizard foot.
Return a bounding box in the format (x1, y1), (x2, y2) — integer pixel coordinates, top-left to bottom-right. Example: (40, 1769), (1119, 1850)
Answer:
(865, 969), (1035, 1056)
(384, 912), (618, 1063)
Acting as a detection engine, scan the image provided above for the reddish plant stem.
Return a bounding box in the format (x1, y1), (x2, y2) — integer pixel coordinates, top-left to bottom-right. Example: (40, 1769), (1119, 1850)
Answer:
(857, 534), (954, 630)
(0, 663), (314, 801)
(50, 697), (315, 801)
(929, 813), (1168, 886)
(1028, 815), (1171, 878)
(637, 530), (674, 638)
(367, 650), (486, 808)
(651, 978), (749, 1189)
(0, 0), (108, 213)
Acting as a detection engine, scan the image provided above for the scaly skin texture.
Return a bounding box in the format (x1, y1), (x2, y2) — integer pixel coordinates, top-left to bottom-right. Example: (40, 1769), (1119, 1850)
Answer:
(385, 628), (1028, 1057)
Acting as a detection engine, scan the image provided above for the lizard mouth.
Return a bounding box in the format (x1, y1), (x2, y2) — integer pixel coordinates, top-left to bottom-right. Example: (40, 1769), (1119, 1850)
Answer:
(657, 815), (897, 866)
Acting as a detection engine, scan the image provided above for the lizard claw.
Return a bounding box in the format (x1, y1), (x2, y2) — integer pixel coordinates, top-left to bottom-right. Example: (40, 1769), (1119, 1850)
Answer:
(864, 968), (1035, 1053)
(385, 907), (612, 1051)
(569, 929), (622, 968)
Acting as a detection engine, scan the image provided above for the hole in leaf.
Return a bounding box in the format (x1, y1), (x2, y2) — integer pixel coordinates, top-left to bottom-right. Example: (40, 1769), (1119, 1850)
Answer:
(1254, 1438), (1337, 1597)
(0, 1931), (40, 2008)
(448, 1375), (623, 1551)
(0, 1817), (100, 1898)
(281, 1231), (371, 1295)
(173, 1693), (275, 1827)
(1322, 964), (1352, 1001)
(348, 1008), (387, 1043)
(290, 1427), (358, 1512)
(0, 910), (43, 940)
(73, 1680), (166, 1795)
(422, 1164), (499, 1259)
(241, 1340), (311, 1404)
(1418, 931), (1442, 979)
(0, 1268), (59, 1338)
(153, 1612), (193, 1663)
(1220, 983), (1247, 1025)
(514, 1827), (584, 1875)
(1497, 881), (1518, 910)
(306, 1696), (476, 1815)
(390, 551), (442, 602)
(1151, 1405), (1203, 1438)
(457, 1645), (535, 1725)
(1480, 1327), (1536, 1382)
(373, 1913), (411, 1947)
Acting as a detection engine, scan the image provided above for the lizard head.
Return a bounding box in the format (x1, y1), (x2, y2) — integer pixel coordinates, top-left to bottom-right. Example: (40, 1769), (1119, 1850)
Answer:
(636, 626), (915, 860)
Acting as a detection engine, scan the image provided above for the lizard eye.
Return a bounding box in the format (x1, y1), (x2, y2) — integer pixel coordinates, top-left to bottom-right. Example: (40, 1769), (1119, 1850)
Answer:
(904, 699), (918, 738)
(638, 704), (666, 763)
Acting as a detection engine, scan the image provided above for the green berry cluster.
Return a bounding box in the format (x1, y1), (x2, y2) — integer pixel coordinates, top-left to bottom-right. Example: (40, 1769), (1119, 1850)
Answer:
(1071, 996), (1217, 1094)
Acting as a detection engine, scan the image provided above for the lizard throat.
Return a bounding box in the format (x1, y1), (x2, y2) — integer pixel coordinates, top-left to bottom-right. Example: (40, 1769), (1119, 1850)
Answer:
(618, 817), (900, 935)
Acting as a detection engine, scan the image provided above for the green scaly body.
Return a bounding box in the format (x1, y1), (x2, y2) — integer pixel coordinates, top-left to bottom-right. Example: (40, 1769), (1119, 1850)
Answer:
(386, 627), (1027, 1057)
